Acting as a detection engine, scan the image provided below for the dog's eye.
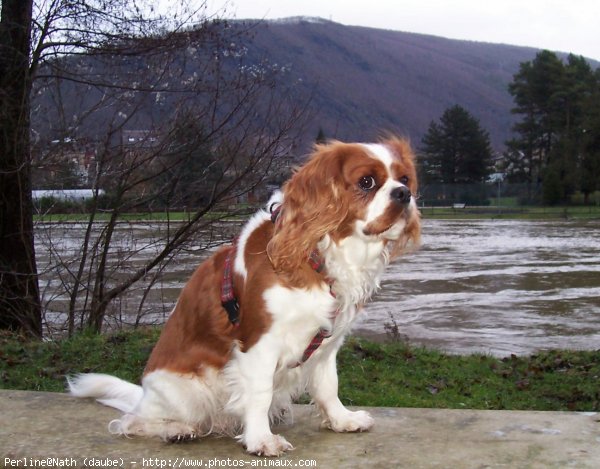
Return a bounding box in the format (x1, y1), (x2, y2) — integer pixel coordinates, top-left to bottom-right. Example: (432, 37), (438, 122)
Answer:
(399, 176), (409, 185)
(358, 176), (376, 192)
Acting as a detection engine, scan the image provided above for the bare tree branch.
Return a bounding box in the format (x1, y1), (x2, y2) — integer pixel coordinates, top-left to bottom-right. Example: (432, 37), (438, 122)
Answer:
(28, 2), (311, 335)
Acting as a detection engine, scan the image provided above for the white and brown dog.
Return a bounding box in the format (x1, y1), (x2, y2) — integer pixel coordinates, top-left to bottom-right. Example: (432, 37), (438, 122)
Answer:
(68, 137), (421, 456)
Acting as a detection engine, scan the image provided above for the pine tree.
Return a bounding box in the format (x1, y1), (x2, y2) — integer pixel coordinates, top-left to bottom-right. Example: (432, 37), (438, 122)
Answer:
(506, 50), (565, 190)
(420, 105), (493, 184)
(507, 50), (599, 203)
(580, 69), (600, 204)
(315, 127), (327, 144)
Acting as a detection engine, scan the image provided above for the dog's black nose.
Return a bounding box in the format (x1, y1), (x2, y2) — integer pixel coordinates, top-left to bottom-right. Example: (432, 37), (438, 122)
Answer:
(391, 186), (411, 204)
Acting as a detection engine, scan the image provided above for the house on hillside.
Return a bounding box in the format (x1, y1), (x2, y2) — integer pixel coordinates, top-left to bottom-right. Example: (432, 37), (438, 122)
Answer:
(33, 138), (97, 188)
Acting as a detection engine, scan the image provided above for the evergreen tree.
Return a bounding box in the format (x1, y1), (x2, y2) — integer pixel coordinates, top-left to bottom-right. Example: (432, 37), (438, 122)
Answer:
(506, 50), (565, 190)
(315, 127), (327, 144)
(580, 69), (600, 204)
(546, 55), (596, 203)
(420, 105), (493, 184)
(507, 50), (599, 204)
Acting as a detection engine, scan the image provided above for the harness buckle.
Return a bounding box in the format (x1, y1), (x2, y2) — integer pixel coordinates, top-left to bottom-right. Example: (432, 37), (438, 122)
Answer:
(222, 298), (240, 326)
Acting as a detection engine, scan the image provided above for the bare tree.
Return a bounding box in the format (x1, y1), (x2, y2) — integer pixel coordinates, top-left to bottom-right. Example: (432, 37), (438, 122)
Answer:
(2, 0), (310, 337)
(0, 0), (42, 337)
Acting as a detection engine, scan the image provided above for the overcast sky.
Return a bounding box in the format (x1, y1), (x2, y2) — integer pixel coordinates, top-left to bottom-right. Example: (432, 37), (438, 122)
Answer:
(208, 0), (600, 62)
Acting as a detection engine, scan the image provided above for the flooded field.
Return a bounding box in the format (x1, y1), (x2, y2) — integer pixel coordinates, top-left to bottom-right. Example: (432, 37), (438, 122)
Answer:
(359, 219), (600, 356)
(37, 219), (600, 356)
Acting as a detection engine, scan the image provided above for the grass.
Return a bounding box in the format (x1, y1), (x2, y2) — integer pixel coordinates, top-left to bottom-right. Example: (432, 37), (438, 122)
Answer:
(34, 204), (600, 223)
(419, 205), (600, 220)
(33, 205), (256, 224)
(1, 329), (599, 411)
(35, 212), (190, 223)
(33, 210), (245, 224)
(0, 329), (158, 392)
(338, 339), (600, 411)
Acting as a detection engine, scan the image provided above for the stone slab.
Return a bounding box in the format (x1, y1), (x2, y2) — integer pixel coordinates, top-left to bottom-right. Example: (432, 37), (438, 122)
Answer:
(1, 390), (599, 468)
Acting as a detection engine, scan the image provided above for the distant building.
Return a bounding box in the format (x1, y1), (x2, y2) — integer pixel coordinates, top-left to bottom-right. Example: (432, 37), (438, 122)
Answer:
(487, 173), (506, 183)
(122, 130), (160, 148)
(34, 138), (97, 187)
(32, 189), (105, 201)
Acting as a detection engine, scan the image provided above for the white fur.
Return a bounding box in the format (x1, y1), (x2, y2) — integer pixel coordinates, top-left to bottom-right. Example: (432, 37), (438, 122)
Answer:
(361, 143), (393, 168)
(233, 191), (283, 280)
(361, 144), (407, 226)
(263, 283), (337, 365)
(234, 212), (267, 280)
(68, 165), (407, 455)
(319, 231), (388, 310)
(366, 176), (403, 221)
(67, 373), (143, 414)
(67, 227), (383, 453)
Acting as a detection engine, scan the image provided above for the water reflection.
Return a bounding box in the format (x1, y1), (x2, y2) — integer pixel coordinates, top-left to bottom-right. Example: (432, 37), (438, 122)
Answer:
(357, 219), (600, 356)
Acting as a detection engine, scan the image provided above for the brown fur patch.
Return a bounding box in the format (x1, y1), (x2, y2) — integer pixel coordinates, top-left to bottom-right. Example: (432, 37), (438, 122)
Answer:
(144, 136), (420, 376)
(144, 247), (236, 375)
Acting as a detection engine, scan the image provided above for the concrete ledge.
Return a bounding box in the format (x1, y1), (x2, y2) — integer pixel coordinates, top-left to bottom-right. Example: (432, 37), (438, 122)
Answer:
(1, 389), (599, 468)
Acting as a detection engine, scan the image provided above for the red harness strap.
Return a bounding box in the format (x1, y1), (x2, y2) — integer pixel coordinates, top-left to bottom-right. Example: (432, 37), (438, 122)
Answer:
(298, 329), (332, 364)
(290, 248), (339, 368)
(220, 246), (240, 326)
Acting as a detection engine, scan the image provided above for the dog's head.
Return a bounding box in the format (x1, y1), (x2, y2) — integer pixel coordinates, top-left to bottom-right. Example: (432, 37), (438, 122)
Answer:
(268, 137), (420, 272)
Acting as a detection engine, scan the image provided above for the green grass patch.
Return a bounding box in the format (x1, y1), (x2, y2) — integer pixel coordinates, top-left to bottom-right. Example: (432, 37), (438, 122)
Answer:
(420, 205), (600, 220)
(0, 328), (160, 392)
(1, 330), (598, 411)
(338, 338), (600, 411)
(33, 204), (600, 223)
(33, 211), (244, 224)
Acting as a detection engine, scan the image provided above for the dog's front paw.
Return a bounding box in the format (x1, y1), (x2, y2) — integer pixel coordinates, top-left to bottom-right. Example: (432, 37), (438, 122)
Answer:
(324, 409), (374, 433)
(245, 433), (294, 457)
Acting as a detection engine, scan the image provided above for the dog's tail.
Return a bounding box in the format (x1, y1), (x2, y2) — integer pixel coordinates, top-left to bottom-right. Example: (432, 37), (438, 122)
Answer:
(67, 373), (143, 414)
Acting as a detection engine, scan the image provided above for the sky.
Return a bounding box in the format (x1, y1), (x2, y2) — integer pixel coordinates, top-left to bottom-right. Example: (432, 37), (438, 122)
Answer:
(205, 0), (600, 62)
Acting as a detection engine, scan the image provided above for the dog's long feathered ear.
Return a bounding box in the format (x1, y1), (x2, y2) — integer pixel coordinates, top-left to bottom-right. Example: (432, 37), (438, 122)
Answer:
(389, 207), (421, 259)
(385, 136), (418, 195)
(268, 143), (350, 273)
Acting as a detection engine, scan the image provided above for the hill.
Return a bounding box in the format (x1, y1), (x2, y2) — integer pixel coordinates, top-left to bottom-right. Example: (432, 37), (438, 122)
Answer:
(236, 17), (598, 152)
(32, 17), (599, 155)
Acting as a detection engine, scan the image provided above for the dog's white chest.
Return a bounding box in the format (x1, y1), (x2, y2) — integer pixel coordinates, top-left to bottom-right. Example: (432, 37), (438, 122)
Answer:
(321, 234), (388, 308)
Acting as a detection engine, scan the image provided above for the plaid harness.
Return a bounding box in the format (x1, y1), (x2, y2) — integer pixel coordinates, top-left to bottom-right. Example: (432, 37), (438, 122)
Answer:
(292, 248), (339, 367)
(220, 246), (240, 326)
(220, 204), (339, 366)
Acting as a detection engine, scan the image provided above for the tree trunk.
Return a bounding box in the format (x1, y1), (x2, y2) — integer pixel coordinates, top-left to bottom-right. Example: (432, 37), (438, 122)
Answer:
(0, 0), (42, 338)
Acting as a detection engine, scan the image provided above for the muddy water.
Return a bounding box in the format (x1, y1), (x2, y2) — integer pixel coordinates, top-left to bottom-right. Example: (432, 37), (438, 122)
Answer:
(37, 219), (600, 356)
(357, 219), (600, 356)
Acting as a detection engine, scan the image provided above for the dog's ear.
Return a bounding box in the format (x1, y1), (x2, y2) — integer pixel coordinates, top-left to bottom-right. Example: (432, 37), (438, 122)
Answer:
(384, 136), (418, 195)
(267, 143), (350, 273)
(388, 207), (421, 259)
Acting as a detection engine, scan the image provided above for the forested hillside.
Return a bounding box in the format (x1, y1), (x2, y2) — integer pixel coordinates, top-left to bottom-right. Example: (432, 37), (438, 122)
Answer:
(237, 18), (592, 151)
(33, 17), (599, 153)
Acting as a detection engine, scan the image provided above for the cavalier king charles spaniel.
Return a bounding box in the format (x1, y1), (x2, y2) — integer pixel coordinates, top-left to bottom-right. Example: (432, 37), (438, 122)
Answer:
(68, 137), (421, 456)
